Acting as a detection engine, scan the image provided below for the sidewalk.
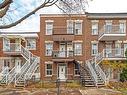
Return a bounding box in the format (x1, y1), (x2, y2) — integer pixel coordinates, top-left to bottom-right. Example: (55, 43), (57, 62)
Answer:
(0, 87), (122, 95)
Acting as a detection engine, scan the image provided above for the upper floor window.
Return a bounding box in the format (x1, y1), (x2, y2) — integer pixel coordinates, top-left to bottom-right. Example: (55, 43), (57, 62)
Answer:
(74, 43), (82, 56)
(75, 21), (82, 35)
(91, 21), (98, 35)
(45, 42), (53, 56)
(105, 20), (112, 33)
(26, 38), (36, 50)
(46, 21), (53, 35)
(67, 20), (74, 34)
(119, 20), (126, 33)
(91, 42), (98, 56)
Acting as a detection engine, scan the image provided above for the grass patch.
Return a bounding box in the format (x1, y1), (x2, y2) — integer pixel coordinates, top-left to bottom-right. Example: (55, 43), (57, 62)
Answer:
(66, 80), (81, 88)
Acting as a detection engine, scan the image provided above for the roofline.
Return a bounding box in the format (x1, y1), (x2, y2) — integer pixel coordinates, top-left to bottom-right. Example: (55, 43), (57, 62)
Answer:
(0, 32), (39, 34)
(86, 12), (127, 19)
(40, 14), (86, 17)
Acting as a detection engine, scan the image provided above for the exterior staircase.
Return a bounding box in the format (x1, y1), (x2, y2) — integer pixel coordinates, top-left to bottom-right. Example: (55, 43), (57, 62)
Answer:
(84, 48), (125, 87)
(0, 37), (40, 87)
(80, 65), (95, 87)
(15, 57), (40, 87)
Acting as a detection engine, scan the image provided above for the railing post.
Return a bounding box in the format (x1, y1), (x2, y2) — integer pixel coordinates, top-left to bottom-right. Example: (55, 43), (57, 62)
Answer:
(29, 52), (31, 63)
(103, 49), (105, 58)
(95, 57), (97, 67)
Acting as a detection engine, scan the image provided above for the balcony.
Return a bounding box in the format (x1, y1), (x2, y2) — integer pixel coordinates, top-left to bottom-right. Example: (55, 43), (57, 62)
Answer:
(3, 43), (21, 55)
(52, 27), (74, 41)
(98, 25), (126, 41)
(52, 50), (74, 62)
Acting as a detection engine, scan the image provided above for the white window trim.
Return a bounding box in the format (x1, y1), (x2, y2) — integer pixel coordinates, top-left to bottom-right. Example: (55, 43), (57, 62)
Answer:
(45, 22), (53, 35)
(45, 61), (53, 77)
(67, 20), (74, 34)
(45, 20), (54, 22)
(91, 22), (98, 35)
(91, 42), (98, 56)
(45, 42), (53, 56)
(74, 43), (82, 56)
(74, 21), (82, 35)
(26, 38), (36, 50)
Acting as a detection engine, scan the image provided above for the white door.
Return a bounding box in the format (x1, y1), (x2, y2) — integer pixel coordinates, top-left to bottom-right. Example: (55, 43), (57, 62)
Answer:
(106, 44), (112, 57)
(124, 44), (127, 57)
(3, 38), (10, 51)
(115, 43), (121, 56)
(15, 39), (21, 51)
(15, 59), (21, 73)
(67, 43), (73, 57)
(59, 44), (66, 57)
(59, 66), (66, 80)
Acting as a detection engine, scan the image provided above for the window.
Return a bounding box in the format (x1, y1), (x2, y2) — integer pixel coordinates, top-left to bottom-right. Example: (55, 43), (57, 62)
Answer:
(26, 39), (36, 50)
(46, 22), (53, 35)
(91, 43), (98, 55)
(74, 43), (82, 55)
(45, 43), (53, 56)
(67, 20), (74, 34)
(105, 21), (112, 33)
(119, 22), (126, 33)
(92, 22), (98, 35)
(45, 63), (53, 76)
(75, 22), (82, 35)
(115, 43), (121, 56)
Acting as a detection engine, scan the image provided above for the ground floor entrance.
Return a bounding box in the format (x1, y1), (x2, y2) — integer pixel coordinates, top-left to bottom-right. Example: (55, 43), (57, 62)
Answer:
(58, 64), (67, 81)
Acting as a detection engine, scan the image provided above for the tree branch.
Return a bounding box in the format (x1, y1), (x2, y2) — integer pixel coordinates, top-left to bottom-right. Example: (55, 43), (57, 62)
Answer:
(0, 0), (12, 9)
(0, 0), (58, 29)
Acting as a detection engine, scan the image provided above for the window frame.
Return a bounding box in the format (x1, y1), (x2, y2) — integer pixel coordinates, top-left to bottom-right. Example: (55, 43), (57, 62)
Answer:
(67, 20), (74, 34)
(26, 38), (36, 50)
(91, 43), (98, 56)
(92, 22), (98, 35)
(74, 43), (82, 56)
(45, 62), (53, 76)
(74, 21), (82, 35)
(45, 22), (53, 35)
(45, 43), (53, 56)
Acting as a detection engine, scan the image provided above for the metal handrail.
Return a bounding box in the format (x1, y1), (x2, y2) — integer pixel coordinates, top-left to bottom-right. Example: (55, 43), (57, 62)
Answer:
(86, 61), (98, 86)
(99, 25), (126, 38)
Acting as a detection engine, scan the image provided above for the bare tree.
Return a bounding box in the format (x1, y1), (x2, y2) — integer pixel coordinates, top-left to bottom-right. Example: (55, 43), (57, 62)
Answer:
(0, 0), (89, 29)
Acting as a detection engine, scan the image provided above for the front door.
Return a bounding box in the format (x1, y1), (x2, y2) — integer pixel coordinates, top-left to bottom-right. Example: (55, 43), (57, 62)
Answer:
(58, 65), (66, 81)
(15, 59), (21, 73)
(59, 43), (66, 57)
(106, 44), (112, 57)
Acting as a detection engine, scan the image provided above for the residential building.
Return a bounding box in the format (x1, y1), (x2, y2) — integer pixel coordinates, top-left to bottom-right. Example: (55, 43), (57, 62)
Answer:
(0, 13), (127, 87)
(40, 13), (127, 86)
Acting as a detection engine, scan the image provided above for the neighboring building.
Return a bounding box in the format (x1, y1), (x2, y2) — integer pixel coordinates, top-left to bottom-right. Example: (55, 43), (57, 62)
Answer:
(0, 13), (127, 87)
(0, 32), (40, 87)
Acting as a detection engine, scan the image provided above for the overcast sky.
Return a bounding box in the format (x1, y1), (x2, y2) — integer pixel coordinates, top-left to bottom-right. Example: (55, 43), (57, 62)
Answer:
(1, 0), (127, 32)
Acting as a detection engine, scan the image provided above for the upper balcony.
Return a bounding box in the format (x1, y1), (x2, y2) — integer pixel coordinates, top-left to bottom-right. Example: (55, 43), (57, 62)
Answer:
(52, 50), (74, 62)
(52, 27), (74, 41)
(3, 43), (21, 55)
(98, 25), (126, 41)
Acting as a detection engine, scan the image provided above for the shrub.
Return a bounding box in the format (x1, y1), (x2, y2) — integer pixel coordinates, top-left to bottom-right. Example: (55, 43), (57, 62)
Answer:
(120, 69), (127, 82)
